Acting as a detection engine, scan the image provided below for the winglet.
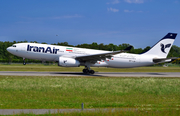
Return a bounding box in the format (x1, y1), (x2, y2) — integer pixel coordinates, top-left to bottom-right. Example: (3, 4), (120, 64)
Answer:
(124, 46), (133, 51)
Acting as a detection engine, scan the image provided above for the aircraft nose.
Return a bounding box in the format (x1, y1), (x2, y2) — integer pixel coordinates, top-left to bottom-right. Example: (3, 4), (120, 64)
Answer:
(7, 47), (13, 53)
(7, 47), (10, 52)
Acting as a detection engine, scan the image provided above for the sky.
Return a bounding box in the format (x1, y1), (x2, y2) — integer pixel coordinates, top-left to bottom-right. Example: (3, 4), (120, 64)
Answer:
(0, 0), (180, 49)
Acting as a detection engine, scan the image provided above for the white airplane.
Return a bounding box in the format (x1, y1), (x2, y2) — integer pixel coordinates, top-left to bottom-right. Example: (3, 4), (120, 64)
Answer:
(7, 33), (177, 74)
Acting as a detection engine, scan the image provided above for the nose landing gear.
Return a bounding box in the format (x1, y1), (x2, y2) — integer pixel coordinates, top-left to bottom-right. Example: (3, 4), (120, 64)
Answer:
(23, 58), (26, 65)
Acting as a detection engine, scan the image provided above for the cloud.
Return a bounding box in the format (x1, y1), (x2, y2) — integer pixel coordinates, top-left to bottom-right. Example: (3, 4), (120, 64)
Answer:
(107, 0), (120, 4)
(107, 7), (119, 12)
(124, 9), (143, 13)
(137, 10), (143, 13)
(174, 0), (179, 3)
(112, 0), (120, 4)
(124, 0), (144, 4)
(20, 14), (82, 21)
(51, 14), (82, 19)
(124, 10), (134, 13)
(97, 31), (121, 36)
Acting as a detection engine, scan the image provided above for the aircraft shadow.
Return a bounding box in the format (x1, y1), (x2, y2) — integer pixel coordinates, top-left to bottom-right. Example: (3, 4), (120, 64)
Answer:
(50, 72), (104, 77)
(147, 73), (166, 75)
(96, 72), (166, 75)
(50, 72), (166, 77)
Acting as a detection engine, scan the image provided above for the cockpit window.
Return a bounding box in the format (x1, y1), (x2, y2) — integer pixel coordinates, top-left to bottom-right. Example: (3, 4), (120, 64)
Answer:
(12, 45), (16, 47)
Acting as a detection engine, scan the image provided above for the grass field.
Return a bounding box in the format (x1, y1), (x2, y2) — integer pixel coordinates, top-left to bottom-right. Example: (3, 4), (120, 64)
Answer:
(0, 76), (180, 109)
(0, 64), (180, 115)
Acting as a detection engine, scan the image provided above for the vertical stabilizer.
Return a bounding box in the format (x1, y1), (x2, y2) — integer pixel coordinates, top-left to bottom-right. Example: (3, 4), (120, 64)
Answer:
(142, 33), (177, 58)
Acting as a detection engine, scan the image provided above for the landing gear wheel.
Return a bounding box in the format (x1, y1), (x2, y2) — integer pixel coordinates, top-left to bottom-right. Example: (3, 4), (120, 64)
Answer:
(82, 69), (95, 74)
(23, 61), (26, 65)
(83, 69), (85, 73)
(89, 70), (95, 74)
(83, 69), (88, 74)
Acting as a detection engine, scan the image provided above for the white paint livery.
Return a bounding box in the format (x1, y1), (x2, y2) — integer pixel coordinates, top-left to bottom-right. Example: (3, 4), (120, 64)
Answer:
(7, 33), (177, 74)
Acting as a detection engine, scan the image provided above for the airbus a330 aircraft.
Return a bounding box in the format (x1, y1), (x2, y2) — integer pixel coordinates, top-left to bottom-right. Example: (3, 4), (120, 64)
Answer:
(7, 33), (177, 74)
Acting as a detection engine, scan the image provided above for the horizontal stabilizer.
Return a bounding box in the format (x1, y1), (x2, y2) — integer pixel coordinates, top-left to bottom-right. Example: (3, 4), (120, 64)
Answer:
(153, 57), (178, 63)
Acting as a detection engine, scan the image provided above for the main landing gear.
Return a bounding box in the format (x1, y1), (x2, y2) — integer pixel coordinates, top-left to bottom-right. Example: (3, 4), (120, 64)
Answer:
(82, 66), (95, 74)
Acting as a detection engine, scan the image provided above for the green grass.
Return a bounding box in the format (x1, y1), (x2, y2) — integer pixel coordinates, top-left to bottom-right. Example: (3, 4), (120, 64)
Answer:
(0, 76), (180, 109)
(1, 63), (180, 72)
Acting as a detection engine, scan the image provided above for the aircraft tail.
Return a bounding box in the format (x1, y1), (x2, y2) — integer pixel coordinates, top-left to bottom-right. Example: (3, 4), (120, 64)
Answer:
(142, 33), (177, 58)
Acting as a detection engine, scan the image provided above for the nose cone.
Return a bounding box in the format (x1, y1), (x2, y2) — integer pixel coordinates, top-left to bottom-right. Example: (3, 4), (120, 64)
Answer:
(7, 47), (14, 54)
(7, 47), (10, 52)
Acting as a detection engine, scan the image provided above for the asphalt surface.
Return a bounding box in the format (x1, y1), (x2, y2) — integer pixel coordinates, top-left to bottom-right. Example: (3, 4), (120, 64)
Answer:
(0, 108), (137, 115)
(0, 71), (180, 77)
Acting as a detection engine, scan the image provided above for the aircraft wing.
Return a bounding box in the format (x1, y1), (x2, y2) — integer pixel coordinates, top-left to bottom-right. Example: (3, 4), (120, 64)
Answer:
(153, 57), (178, 63)
(75, 46), (132, 63)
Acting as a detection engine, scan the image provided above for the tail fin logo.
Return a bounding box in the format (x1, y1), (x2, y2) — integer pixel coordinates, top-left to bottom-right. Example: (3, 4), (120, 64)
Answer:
(161, 43), (171, 53)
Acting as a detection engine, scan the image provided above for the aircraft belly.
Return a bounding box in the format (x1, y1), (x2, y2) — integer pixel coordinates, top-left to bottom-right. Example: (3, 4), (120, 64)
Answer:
(91, 61), (108, 67)
(107, 58), (142, 68)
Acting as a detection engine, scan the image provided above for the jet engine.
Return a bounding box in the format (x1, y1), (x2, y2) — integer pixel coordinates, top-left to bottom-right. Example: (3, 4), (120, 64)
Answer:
(58, 57), (80, 67)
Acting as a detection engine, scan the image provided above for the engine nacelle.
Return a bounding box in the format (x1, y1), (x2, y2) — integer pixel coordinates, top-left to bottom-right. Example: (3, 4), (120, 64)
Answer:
(58, 57), (80, 67)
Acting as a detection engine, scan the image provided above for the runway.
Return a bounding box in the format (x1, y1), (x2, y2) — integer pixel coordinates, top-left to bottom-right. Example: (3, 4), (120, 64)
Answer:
(0, 108), (137, 115)
(0, 71), (180, 77)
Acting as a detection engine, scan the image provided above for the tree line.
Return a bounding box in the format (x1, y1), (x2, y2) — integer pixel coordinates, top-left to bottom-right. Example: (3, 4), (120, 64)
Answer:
(1, 41), (180, 63)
